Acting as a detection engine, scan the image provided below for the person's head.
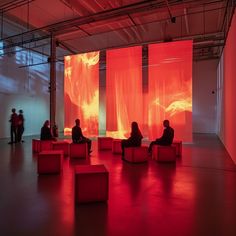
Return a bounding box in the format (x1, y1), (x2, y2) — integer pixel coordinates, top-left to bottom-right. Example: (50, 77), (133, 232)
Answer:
(163, 119), (170, 128)
(12, 108), (16, 113)
(131, 121), (140, 133)
(19, 109), (23, 114)
(75, 119), (80, 126)
(43, 120), (50, 127)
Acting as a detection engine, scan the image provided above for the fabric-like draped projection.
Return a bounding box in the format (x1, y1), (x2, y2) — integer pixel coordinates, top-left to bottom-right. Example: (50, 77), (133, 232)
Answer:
(64, 52), (99, 136)
(148, 41), (192, 142)
(106, 46), (143, 138)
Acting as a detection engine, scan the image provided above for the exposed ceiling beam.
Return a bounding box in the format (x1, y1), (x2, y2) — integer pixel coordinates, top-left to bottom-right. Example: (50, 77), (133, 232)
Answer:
(165, 0), (176, 23)
(57, 40), (78, 54)
(184, 8), (190, 34)
(1, 1), (229, 43)
(0, 0), (35, 13)
(1, 0), (234, 62)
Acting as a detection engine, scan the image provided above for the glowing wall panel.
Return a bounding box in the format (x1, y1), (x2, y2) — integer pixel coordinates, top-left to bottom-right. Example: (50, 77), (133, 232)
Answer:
(64, 52), (99, 136)
(106, 46), (143, 138)
(220, 12), (236, 164)
(148, 41), (192, 142)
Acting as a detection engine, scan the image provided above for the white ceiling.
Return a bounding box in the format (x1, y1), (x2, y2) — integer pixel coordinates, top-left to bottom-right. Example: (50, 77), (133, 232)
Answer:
(0, 0), (235, 61)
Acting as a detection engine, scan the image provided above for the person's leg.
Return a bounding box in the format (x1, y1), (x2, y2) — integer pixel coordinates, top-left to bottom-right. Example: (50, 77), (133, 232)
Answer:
(9, 126), (14, 144)
(18, 126), (22, 142)
(148, 141), (158, 153)
(21, 126), (25, 142)
(87, 139), (92, 153)
(80, 138), (91, 154)
(148, 141), (153, 153)
(121, 139), (127, 156)
(13, 127), (18, 143)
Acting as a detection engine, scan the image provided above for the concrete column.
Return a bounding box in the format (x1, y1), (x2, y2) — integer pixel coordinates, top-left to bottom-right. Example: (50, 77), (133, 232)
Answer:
(50, 34), (56, 126)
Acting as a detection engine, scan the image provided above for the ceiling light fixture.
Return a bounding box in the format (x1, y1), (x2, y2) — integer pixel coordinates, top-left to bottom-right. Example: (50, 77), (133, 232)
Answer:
(165, 0), (176, 24)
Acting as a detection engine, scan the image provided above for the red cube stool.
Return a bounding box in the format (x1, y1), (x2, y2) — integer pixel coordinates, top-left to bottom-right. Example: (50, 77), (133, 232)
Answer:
(41, 141), (52, 151)
(172, 140), (182, 157)
(70, 143), (88, 159)
(52, 141), (70, 157)
(74, 164), (109, 204)
(124, 146), (149, 163)
(112, 139), (122, 154)
(37, 150), (63, 174)
(98, 137), (113, 150)
(32, 139), (41, 153)
(152, 145), (176, 162)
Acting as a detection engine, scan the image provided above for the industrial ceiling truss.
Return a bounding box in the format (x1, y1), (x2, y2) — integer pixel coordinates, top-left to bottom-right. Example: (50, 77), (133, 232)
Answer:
(0, 0), (235, 62)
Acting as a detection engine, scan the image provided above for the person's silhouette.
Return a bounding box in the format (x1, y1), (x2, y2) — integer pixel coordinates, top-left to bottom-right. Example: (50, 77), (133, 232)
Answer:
(148, 119), (174, 153)
(121, 121), (143, 157)
(72, 119), (92, 154)
(17, 109), (24, 142)
(8, 108), (18, 144)
(40, 120), (56, 140)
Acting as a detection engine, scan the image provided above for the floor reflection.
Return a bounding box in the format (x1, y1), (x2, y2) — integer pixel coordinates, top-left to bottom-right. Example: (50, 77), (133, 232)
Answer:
(74, 202), (108, 236)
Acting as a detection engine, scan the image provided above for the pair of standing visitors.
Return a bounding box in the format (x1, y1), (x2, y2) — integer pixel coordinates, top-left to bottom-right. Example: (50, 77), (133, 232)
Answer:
(8, 108), (24, 144)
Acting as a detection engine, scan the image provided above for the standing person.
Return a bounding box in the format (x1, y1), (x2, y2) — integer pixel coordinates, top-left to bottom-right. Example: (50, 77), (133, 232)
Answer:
(121, 121), (143, 156)
(18, 109), (24, 142)
(8, 108), (18, 144)
(72, 119), (92, 154)
(52, 124), (58, 138)
(40, 120), (55, 140)
(148, 119), (174, 153)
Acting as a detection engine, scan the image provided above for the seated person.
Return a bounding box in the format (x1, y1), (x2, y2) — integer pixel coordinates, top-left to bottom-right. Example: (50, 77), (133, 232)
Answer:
(72, 119), (92, 154)
(40, 120), (56, 140)
(148, 119), (174, 153)
(121, 121), (143, 156)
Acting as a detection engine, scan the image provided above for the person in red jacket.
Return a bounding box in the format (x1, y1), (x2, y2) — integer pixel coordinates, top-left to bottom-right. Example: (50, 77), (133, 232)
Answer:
(8, 108), (18, 144)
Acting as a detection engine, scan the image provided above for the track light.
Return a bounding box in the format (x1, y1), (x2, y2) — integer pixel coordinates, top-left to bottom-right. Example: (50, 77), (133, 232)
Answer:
(171, 16), (176, 23)
(165, 0), (176, 24)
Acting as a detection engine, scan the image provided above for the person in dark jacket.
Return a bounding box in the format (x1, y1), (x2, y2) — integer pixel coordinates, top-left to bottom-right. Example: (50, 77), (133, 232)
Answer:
(121, 121), (143, 156)
(148, 119), (174, 153)
(40, 120), (55, 140)
(17, 109), (24, 142)
(72, 119), (92, 154)
(8, 108), (18, 144)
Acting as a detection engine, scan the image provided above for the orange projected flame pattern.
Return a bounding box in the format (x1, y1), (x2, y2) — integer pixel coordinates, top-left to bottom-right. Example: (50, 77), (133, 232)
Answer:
(148, 41), (193, 142)
(106, 46), (143, 138)
(64, 51), (99, 136)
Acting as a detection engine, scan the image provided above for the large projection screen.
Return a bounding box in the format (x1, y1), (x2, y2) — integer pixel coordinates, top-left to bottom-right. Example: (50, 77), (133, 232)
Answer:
(64, 41), (192, 141)
(64, 52), (99, 136)
(148, 41), (193, 142)
(106, 46), (143, 138)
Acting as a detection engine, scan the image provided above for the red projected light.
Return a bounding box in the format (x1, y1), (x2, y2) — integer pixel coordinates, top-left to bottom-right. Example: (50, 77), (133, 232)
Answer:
(106, 46), (143, 138)
(63, 42), (192, 142)
(148, 41), (193, 142)
(64, 51), (99, 137)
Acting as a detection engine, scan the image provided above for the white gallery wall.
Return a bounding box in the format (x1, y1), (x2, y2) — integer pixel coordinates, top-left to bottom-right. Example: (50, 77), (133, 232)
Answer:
(192, 59), (218, 133)
(217, 12), (236, 164)
(0, 46), (64, 139)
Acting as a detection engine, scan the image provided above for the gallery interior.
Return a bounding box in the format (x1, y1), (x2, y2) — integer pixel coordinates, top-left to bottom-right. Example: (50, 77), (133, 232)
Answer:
(0, 0), (236, 235)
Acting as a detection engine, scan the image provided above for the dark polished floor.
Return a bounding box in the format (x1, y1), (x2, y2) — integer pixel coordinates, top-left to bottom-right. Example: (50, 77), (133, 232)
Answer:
(0, 133), (236, 236)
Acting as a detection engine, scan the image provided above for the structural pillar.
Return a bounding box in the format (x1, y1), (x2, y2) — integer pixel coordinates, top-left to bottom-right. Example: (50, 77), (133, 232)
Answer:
(50, 34), (56, 126)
